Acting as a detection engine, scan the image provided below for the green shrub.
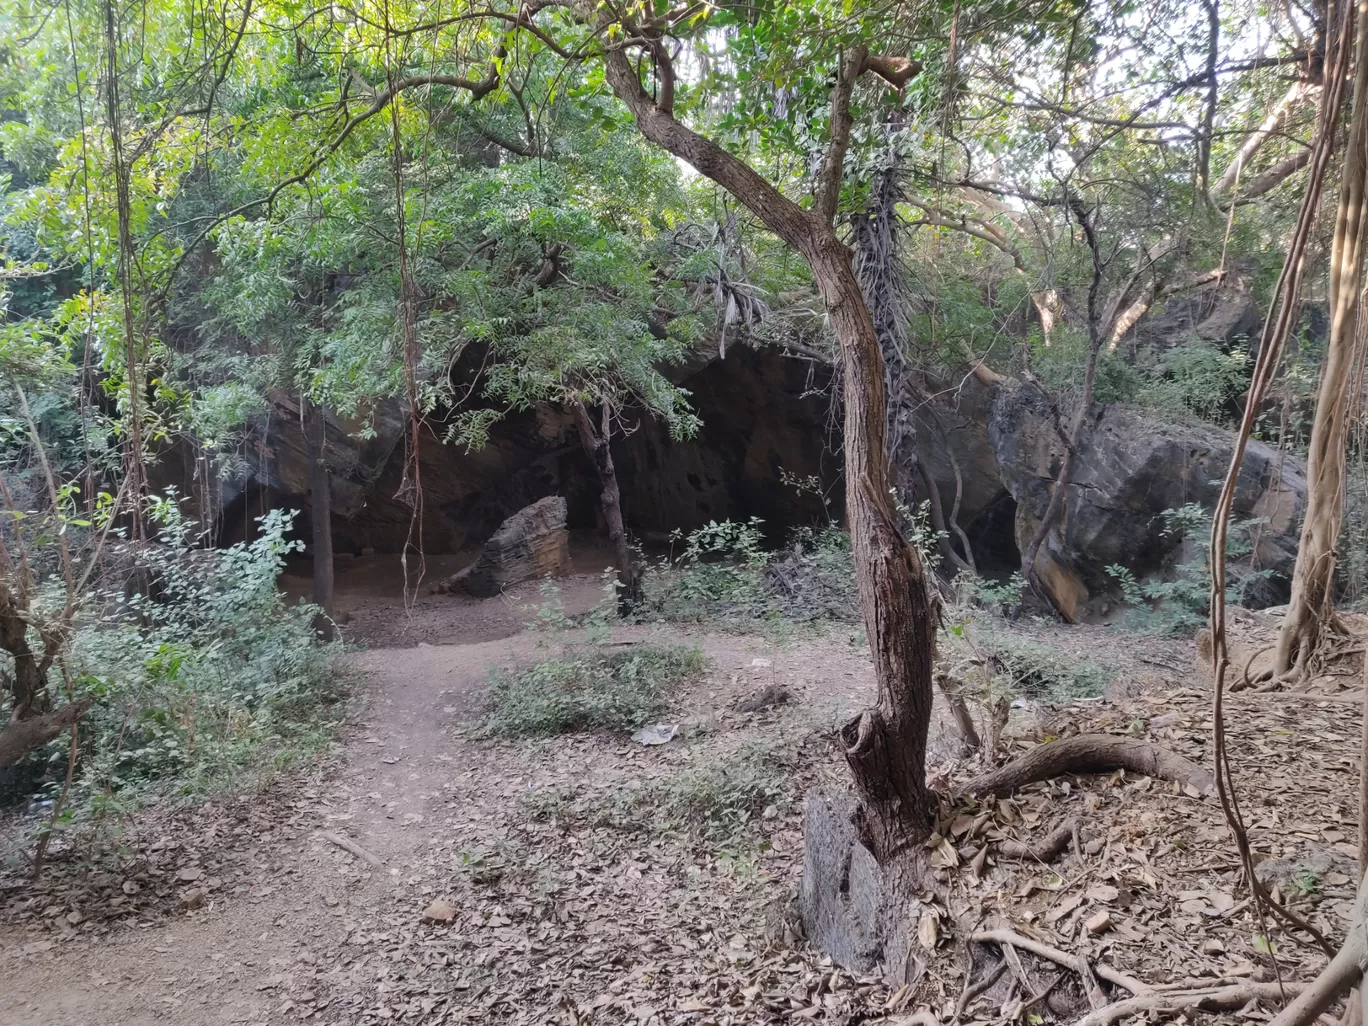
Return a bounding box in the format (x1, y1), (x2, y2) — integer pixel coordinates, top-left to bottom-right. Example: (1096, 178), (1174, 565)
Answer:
(976, 629), (1113, 701)
(485, 643), (704, 736)
(1146, 341), (1249, 422)
(520, 739), (793, 841)
(655, 742), (791, 839)
(1106, 503), (1273, 635)
(650, 518), (860, 625)
(15, 506), (348, 853)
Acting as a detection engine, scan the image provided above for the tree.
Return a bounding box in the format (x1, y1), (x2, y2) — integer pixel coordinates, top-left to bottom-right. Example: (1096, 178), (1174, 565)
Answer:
(1273, 3), (1368, 680)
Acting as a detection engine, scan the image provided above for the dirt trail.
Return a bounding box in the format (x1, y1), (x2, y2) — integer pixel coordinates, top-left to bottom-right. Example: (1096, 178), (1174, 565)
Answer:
(0, 578), (871, 1026)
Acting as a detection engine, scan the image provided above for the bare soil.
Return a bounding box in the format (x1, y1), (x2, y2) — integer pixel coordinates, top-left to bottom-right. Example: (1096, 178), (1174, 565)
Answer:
(0, 566), (1360, 1025)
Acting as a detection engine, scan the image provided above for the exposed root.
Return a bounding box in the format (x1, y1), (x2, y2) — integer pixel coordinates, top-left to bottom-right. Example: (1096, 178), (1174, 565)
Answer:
(971, 929), (1116, 1010)
(955, 957), (1008, 1019)
(1232, 643), (1275, 692)
(1074, 982), (1310, 1026)
(959, 735), (1214, 798)
(1267, 872), (1368, 1026)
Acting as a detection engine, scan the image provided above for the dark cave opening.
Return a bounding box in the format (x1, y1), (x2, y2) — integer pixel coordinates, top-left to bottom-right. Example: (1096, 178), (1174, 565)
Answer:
(964, 491), (1022, 575)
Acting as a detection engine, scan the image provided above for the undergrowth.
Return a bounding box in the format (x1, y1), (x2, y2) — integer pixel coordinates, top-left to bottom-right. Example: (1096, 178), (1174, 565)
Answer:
(647, 502), (940, 628)
(970, 627), (1113, 701)
(485, 643), (704, 736)
(1107, 503), (1273, 635)
(521, 737), (793, 841)
(7, 506), (349, 857)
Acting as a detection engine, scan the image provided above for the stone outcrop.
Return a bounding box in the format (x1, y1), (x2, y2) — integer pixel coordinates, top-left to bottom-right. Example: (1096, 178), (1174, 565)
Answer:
(434, 496), (571, 597)
(987, 380), (1305, 620)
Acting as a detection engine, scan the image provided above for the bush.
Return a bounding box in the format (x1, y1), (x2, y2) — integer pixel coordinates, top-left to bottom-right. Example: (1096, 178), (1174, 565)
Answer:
(650, 518), (860, 625)
(16, 506), (348, 851)
(976, 630), (1113, 701)
(655, 741), (791, 839)
(1106, 503), (1273, 635)
(485, 643), (704, 736)
(1147, 340), (1249, 422)
(521, 739), (793, 841)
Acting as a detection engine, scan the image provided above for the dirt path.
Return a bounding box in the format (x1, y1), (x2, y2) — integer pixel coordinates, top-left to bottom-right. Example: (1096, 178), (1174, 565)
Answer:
(6, 587), (1356, 1026)
(0, 586), (875, 1026)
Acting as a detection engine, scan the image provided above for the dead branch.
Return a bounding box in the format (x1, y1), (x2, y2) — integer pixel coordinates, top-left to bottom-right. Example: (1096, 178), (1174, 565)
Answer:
(959, 735), (1214, 797)
(0, 700), (92, 769)
(996, 818), (1077, 861)
(319, 830), (385, 869)
(936, 672), (982, 752)
(1076, 981), (1311, 1026)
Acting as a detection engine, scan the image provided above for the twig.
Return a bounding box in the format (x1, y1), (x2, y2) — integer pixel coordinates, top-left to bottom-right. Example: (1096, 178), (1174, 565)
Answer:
(319, 831), (385, 868)
(955, 958), (1008, 1019)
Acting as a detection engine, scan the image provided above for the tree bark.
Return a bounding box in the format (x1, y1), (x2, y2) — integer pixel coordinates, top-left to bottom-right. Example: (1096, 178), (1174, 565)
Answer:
(305, 400), (336, 640)
(570, 398), (642, 612)
(0, 579), (51, 720)
(1276, 0), (1368, 677)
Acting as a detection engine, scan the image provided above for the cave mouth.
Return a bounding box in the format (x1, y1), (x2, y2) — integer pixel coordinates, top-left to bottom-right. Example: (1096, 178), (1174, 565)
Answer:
(963, 491), (1021, 575)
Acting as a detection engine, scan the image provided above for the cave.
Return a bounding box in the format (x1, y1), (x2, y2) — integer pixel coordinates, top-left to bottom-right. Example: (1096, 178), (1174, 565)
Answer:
(963, 491), (1022, 575)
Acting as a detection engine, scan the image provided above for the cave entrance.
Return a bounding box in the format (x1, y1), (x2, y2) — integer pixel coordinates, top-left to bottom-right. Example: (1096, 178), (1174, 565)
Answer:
(963, 491), (1021, 575)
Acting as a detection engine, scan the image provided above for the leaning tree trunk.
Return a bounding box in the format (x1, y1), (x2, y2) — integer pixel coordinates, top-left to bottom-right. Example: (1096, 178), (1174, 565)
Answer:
(305, 400), (336, 640)
(570, 398), (642, 613)
(600, 44), (938, 850)
(1275, 35), (1368, 677)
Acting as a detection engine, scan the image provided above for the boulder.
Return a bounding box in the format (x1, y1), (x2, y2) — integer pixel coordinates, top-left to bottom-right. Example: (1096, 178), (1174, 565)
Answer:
(435, 496), (571, 597)
(988, 381), (1306, 620)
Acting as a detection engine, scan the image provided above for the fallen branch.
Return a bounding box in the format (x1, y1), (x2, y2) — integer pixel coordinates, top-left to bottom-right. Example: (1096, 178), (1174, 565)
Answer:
(996, 819), (1078, 862)
(0, 700), (92, 769)
(1075, 982), (1311, 1026)
(971, 929), (1115, 1010)
(960, 735), (1214, 798)
(319, 830), (385, 869)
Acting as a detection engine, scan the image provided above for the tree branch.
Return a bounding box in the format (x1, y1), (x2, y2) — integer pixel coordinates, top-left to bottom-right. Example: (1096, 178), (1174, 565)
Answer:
(815, 45), (866, 226)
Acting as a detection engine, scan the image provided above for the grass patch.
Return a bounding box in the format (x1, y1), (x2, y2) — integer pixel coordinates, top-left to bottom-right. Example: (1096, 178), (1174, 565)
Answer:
(485, 643), (704, 736)
(977, 629), (1113, 701)
(521, 738), (795, 841)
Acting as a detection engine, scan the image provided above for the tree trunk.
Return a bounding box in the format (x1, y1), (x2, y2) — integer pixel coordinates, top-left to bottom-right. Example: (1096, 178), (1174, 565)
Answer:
(0, 700), (92, 770)
(570, 398), (642, 613)
(599, 46), (939, 983)
(1018, 200), (1105, 618)
(0, 580), (50, 721)
(305, 400), (336, 640)
(1275, 0), (1368, 677)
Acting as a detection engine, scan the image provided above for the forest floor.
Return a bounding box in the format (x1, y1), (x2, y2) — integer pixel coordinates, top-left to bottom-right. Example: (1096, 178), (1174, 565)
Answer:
(0, 571), (1362, 1026)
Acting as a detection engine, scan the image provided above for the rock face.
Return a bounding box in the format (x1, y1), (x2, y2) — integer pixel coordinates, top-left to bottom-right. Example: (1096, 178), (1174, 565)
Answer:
(987, 381), (1305, 620)
(435, 496), (571, 597)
